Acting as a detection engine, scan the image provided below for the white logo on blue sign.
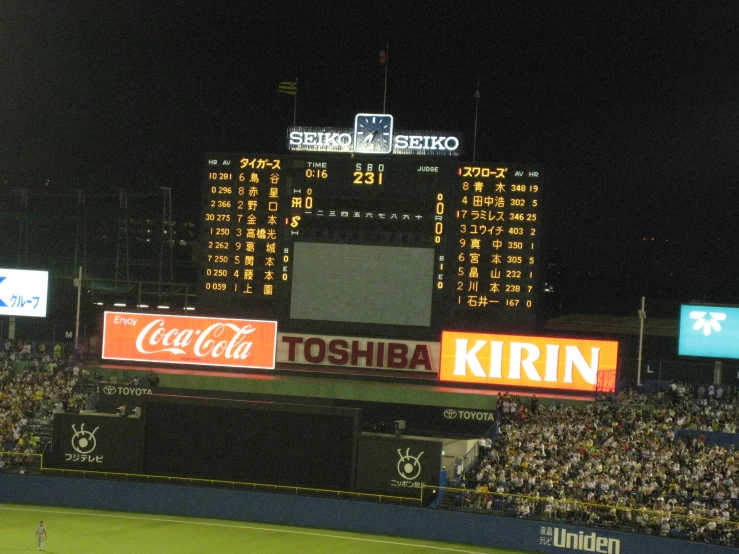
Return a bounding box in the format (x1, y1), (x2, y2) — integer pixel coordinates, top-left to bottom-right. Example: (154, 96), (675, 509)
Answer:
(690, 311), (726, 336)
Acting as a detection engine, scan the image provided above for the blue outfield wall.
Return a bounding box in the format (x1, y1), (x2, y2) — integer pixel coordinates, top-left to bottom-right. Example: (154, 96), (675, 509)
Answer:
(1, 475), (736, 554)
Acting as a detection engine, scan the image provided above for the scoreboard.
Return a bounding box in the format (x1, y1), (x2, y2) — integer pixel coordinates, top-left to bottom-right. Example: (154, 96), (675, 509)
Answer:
(200, 154), (543, 340)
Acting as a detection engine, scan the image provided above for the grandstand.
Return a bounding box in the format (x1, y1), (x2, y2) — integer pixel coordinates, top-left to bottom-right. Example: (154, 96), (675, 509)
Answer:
(2, 341), (739, 552)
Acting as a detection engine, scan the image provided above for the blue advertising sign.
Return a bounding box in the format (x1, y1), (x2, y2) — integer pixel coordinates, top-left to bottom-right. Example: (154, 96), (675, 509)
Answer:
(0, 268), (48, 318)
(678, 304), (739, 359)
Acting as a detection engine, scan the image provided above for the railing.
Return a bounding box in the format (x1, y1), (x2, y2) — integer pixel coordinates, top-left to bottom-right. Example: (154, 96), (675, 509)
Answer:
(5, 452), (419, 506)
(451, 443), (479, 485)
(0, 451), (43, 474)
(451, 423), (498, 486)
(424, 485), (739, 545)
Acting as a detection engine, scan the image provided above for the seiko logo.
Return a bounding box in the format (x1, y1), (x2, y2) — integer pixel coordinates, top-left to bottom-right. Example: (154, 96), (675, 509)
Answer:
(394, 135), (459, 152)
(552, 527), (620, 553)
(103, 386), (152, 397)
(443, 408), (494, 421)
(289, 131), (353, 148)
(288, 131), (459, 153)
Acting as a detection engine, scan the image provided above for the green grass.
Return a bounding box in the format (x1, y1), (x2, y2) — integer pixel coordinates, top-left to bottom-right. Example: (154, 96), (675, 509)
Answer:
(0, 504), (530, 554)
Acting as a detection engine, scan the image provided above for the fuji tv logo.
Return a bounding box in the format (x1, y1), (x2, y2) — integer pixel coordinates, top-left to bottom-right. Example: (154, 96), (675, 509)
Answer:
(71, 424), (99, 455)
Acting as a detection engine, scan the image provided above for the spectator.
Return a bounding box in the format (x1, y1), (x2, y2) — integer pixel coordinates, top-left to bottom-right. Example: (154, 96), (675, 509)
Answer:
(456, 383), (739, 545)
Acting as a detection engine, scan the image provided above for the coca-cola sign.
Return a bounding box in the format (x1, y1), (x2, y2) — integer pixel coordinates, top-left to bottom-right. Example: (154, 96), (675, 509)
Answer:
(101, 312), (277, 369)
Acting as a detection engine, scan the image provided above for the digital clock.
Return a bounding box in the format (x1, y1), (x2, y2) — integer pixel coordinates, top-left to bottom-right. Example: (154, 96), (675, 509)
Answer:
(305, 168), (328, 179)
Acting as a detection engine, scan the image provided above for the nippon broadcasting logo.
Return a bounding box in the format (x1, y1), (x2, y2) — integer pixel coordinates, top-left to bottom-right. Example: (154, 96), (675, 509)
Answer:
(71, 423), (99, 454)
(396, 448), (424, 480)
(690, 311), (727, 336)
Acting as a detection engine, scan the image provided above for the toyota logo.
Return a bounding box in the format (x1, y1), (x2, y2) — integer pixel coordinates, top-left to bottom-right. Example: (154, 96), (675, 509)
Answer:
(103, 386), (117, 395)
(443, 409), (458, 419)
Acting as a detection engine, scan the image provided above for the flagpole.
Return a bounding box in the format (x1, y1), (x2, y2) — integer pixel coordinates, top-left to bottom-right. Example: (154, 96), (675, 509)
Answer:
(293, 77), (298, 126)
(382, 43), (389, 113)
(473, 82), (481, 162)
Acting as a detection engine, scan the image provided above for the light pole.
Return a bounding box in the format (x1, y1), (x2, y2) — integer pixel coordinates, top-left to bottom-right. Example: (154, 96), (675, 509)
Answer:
(74, 266), (82, 350)
(637, 296), (646, 387)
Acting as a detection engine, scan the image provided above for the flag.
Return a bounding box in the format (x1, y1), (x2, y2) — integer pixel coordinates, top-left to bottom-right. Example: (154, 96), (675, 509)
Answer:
(379, 49), (387, 64)
(278, 81), (297, 96)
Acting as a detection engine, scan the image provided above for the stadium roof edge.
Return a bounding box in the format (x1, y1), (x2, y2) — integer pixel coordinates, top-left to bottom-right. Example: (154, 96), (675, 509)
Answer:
(544, 314), (677, 337)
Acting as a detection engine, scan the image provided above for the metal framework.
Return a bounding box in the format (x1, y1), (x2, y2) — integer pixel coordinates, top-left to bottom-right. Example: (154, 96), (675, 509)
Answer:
(0, 186), (182, 285)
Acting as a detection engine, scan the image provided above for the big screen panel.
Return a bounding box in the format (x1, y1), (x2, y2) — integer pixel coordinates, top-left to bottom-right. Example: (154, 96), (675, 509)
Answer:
(290, 242), (434, 326)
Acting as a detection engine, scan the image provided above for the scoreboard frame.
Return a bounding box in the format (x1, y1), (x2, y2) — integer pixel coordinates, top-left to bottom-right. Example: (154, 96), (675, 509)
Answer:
(199, 153), (544, 342)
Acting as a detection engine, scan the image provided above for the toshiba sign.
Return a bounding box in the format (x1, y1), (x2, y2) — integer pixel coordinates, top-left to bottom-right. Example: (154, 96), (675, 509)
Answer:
(439, 331), (618, 392)
(277, 333), (439, 373)
(102, 312), (277, 370)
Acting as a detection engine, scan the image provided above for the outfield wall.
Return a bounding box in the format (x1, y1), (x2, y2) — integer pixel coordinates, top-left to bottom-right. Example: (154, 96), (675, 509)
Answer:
(1, 475), (735, 554)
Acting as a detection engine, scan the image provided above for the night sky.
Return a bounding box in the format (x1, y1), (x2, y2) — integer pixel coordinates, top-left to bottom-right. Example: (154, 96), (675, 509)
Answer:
(3, 2), (739, 313)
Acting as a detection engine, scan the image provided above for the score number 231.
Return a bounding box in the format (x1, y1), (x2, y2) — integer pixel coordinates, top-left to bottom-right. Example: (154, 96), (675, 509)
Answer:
(353, 163), (384, 185)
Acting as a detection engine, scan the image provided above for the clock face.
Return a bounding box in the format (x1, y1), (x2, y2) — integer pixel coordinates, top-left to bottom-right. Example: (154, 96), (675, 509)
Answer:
(353, 114), (394, 154)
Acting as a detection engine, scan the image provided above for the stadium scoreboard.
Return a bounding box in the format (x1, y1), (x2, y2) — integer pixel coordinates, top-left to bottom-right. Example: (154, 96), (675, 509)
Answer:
(200, 154), (543, 339)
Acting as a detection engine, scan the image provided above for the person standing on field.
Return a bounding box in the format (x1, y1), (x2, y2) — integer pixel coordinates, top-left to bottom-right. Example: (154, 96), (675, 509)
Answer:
(35, 520), (47, 550)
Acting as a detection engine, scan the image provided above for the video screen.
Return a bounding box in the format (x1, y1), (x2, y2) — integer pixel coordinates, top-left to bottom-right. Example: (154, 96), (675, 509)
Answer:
(290, 242), (435, 327)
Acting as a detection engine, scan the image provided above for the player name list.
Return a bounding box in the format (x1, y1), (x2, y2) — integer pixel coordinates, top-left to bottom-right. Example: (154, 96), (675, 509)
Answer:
(450, 165), (541, 314)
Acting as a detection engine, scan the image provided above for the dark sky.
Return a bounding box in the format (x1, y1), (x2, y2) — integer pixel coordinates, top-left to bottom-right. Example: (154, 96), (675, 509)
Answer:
(3, 2), (739, 310)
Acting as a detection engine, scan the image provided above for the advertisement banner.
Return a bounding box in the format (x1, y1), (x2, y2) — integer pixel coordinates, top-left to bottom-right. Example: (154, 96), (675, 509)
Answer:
(277, 333), (439, 373)
(439, 331), (618, 392)
(101, 312), (277, 369)
(0, 268), (48, 317)
(355, 435), (442, 499)
(48, 413), (146, 473)
(341, 400), (495, 436)
(678, 304), (739, 359)
(97, 384), (154, 413)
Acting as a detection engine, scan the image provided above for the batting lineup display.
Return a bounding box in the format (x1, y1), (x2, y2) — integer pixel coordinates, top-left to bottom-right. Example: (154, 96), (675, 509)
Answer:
(200, 154), (542, 339)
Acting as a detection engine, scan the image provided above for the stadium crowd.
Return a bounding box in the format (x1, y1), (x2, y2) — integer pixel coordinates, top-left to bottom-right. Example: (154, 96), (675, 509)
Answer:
(0, 339), (94, 470)
(3, 334), (739, 545)
(458, 386), (739, 545)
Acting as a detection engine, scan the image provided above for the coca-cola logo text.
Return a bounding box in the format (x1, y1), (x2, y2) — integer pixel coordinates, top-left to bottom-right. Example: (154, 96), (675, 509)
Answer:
(134, 319), (256, 360)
